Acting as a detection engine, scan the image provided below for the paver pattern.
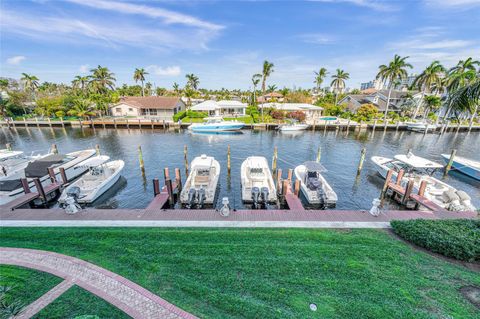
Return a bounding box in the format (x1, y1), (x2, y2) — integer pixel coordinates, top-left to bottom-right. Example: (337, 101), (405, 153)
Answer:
(1, 247), (197, 319)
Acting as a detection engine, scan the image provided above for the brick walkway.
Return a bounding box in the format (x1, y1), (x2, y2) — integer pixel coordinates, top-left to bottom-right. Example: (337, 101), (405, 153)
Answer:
(1, 247), (197, 319)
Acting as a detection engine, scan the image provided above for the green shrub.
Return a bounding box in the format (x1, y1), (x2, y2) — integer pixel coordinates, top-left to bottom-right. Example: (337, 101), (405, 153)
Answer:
(173, 110), (186, 122)
(186, 110), (207, 118)
(391, 219), (480, 262)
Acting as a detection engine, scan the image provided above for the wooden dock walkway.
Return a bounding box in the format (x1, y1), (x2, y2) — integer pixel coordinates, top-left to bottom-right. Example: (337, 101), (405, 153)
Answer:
(0, 182), (63, 211)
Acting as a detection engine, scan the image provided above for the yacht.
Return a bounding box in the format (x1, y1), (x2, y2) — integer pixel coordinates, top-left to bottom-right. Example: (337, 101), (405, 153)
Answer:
(1, 150), (47, 182)
(371, 152), (476, 211)
(180, 154), (220, 208)
(188, 117), (245, 132)
(0, 149), (96, 206)
(405, 122), (437, 132)
(278, 121), (309, 132)
(240, 156), (277, 207)
(58, 156), (125, 204)
(294, 161), (337, 207)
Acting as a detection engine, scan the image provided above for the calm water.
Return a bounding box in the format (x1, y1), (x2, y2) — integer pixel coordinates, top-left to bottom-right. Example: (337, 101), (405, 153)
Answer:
(1, 126), (479, 210)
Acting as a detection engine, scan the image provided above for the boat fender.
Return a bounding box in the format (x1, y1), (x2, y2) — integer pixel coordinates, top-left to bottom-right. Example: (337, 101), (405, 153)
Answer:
(441, 190), (459, 203)
(260, 187), (269, 203)
(197, 188), (206, 208)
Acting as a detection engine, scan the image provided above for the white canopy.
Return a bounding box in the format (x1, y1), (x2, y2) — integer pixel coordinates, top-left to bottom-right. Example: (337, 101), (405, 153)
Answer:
(75, 155), (110, 168)
(394, 154), (443, 169)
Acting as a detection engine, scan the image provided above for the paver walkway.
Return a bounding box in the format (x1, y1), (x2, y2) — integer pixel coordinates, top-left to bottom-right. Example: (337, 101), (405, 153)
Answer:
(1, 247), (197, 319)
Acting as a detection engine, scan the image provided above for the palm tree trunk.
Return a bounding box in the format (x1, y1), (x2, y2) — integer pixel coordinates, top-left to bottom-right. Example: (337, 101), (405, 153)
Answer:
(468, 104), (478, 130)
(261, 80), (266, 122)
(412, 89), (425, 119)
(334, 91), (338, 106)
(384, 85), (393, 121)
(141, 80), (145, 97)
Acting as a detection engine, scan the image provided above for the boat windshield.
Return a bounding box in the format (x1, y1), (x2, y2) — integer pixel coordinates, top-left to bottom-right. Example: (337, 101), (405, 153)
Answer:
(385, 160), (437, 176)
(249, 167), (264, 176)
(204, 118), (223, 124)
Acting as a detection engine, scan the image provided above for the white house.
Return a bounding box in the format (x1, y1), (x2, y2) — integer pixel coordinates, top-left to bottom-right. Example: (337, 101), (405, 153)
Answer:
(259, 103), (323, 123)
(110, 96), (185, 120)
(191, 100), (247, 117)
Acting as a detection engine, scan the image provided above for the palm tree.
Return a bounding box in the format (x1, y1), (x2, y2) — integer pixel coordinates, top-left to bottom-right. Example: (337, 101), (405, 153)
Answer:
(184, 87), (195, 109)
(20, 73), (39, 99)
(72, 75), (89, 92)
(411, 61), (446, 118)
(314, 68), (328, 92)
(172, 82), (181, 95)
(330, 69), (350, 106)
(422, 95), (441, 120)
(67, 98), (95, 119)
(251, 74), (261, 105)
(261, 60), (274, 120)
(267, 84), (277, 93)
(133, 68), (149, 96)
(89, 65), (116, 94)
(376, 55), (412, 121)
(186, 74), (199, 90)
(447, 76), (479, 128)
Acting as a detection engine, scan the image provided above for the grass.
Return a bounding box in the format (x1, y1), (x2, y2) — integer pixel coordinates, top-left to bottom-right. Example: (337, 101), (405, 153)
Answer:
(1, 228), (479, 319)
(0, 265), (62, 313)
(32, 285), (130, 319)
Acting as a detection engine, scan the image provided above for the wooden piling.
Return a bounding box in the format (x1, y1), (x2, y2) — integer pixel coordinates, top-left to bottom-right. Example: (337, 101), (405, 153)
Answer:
(272, 146), (278, 174)
(418, 180), (427, 197)
(396, 169), (404, 185)
(23, 117), (27, 127)
(312, 120), (316, 132)
(60, 117), (65, 128)
(384, 119), (388, 131)
(138, 146), (145, 170)
(163, 167), (170, 180)
(126, 119), (130, 130)
(396, 121), (400, 131)
(444, 149), (456, 175)
(47, 167), (57, 183)
(323, 120), (327, 134)
(175, 168), (182, 191)
(281, 179), (289, 198)
(184, 145), (189, 176)
(356, 148), (366, 175)
(294, 179), (300, 196)
(153, 178), (160, 196)
(20, 178), (31, 194)
(35, 117), (40, 128)
(276, 169), (282, 193)
(456, 121), (461, 133)
(316, 146), (321, 163)
(227, 145), (231, 175)
(95, 144), (101, 156)
(287, 168), (293, 182)
(346, 119), (351, 132)
(151, 120), (154, 130)
(5, 143), (12, 151)
(138, 119), (141, 129)
(165, 178), (174, 205)
(163, 120), (166, 130)
(114, 118), (117, 129)
(59, 167), (68, 184)
(372, 119), (377, 131)
(33, 178), (46, 202)
(51, 144), (58, 154)
(402, 179), (415, 205)
(380, 169), (394, 202)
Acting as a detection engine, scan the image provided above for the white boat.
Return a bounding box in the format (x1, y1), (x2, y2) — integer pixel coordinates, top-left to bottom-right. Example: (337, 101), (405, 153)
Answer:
(440, 154), (480, 181)
(371, 152), (476, 211)
(188, 117), (245, 132)
(58, 156), (125, 204)
(0, 150), (48, 183)
(180, 154), (220, 208)
(294, 161), (337, 207)
(0, 149), (96, 206)
(405, 122), (437, 132)
(278, 121), (309, 131)
(240, 156), (277, 207)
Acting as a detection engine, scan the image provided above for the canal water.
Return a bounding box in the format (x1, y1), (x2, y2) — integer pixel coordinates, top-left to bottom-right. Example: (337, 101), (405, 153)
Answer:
(1, 126), (479, 210)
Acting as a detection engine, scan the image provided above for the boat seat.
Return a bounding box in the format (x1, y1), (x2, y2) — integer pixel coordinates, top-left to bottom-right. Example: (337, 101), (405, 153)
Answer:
(307, 177), (322, 190)
(194, 175), (210, 185)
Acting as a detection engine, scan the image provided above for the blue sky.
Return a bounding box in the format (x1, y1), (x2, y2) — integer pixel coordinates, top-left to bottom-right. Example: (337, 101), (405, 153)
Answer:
(1, 0), (479, 90)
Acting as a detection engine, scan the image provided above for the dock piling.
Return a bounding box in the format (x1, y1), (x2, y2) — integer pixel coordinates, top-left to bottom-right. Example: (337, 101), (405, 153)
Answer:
(59, 167), (68, 184)
(47, 167), (57, 183)
(153, 178), (160, 196)
(21, 178), (31, 194)
(281, 179), (289, 198)
(380, 169), (394, 204)
(294, 179), (300, 196)
(396, 169), (404, 185)
(276, 169), (282, 193)
(312, 120), (316, 132)
(126, 119), (130, 130)
(444, 149), (456, 175)
(316, 146), (321, 163)
(165, 178), (174, 205)
(138, 146), (145, 171)
(51, 144), (58, 154)
(287, 168), (293, 182)
(6, 143), (12, 151)
(175, 168), (182, 191)
(227, 145), (231, 175)
(323, 120), (327, 135)
(372, 120), (377, 131)
(184, 145), (189, 176)
(114, 118), (117, 129)
(402, 179), (415, 205)
(272, 146), (278, 174)
(33, 178), (46, 202)
(60, 117), (65, 128)
(356, 148), (366, 175)
(163, 167), (170, 180)
(95, 144), (101, 156)
(396, 121), (400, 131)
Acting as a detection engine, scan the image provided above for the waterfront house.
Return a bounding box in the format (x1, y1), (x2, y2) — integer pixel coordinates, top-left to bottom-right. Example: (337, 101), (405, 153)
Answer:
(190, 100), (247, 117)
(258, 102), (323, 123)
(110, 96), (185, 120)
(339, 90), (421, 113)
(257, 92), (284, 103)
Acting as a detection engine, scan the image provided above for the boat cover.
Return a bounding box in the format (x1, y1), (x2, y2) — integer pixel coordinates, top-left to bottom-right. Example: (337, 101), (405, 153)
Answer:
(0, 179), (23, 192)
(304, 161), (327, 172)
(24, 154), (66, 178)
(75, 155), (110, 168)
(394, 154), (443, 169)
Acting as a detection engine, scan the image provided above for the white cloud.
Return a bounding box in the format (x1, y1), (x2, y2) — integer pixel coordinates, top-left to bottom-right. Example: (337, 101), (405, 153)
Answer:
(309, 0), (397, 11)
(79, 64), (90, 73)
(298, 33), (334, 45)
(65, 0), (224, 31)
(0, 10), (221, 52)
(146, 65), (181, 76)
(6, 55), (26, 65)
(424, 0), (480, 8)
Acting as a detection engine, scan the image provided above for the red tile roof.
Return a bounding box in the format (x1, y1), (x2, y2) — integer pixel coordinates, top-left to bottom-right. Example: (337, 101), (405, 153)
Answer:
(115, 96), (182, 109)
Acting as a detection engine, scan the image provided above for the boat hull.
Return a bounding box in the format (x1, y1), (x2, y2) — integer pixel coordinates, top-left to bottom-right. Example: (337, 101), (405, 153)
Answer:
(180, 156), (220, 205)
(405, 122), (437, 132)
(240, 156), (277, 203)
(294, 165), (337, 207)
(279, 124), (309, 131)
(441, 154), (480, 181)
(189, 123), (245, 132)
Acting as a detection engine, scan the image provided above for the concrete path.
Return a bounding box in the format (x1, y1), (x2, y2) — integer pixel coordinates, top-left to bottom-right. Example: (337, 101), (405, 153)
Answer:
(1, 247), (197, 319)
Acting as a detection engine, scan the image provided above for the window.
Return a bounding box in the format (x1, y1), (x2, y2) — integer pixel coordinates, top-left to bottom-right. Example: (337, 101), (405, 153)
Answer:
(128, 108), (133, 112)
(115, 108), (121, 112)
(149, 109), (157, 116)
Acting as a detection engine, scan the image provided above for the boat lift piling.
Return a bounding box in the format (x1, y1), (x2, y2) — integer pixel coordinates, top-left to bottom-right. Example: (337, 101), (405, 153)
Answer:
(51, 144), (58, 154)
(227, 145), (231, 175)
(183, 145), (189, 176)
(276, 169), (283, 194)
(444, 149), (456, 176)
(316, 146), (321, 163)
(175, 168), (182, 192)
(357, 148), (366, 175)
(95, 144), (101, 156)
(287, 168), (293, 182)
(6, 143), (12, 151)
(138, 146), (145, 172)
(272, 146), (278, 174)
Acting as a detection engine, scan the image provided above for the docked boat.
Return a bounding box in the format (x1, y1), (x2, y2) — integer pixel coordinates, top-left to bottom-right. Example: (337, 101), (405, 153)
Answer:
(405, 122), (437, 132)
(188, 117), (245, 132)
(371, 153), (476, 211)
(441, 154), (480, 181)
(58, 156), (125, 205)
(0, 149), (96, 206)
(1, 150), (48, 182)
(278, 121), (309, 132)
(180, 154), (220, 208)
(240, 156), (277, 207)
(294, 161), (337, 207)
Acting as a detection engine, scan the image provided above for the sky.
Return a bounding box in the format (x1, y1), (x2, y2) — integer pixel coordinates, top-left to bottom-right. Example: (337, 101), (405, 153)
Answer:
(1, 0), (480, 90)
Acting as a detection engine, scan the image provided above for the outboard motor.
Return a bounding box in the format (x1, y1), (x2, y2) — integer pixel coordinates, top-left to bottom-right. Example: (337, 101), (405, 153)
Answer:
(251, 187), (260, 208)
(317, 188), (327, 208)
(187, 188), (197, 208)
(260, 187), (269, 205)
(63, 186), (82, 214)
(197, 188), (206, 208)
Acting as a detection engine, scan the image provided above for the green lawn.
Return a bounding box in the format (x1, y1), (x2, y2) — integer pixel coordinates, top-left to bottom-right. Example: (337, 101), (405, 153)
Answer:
(33, 285), (130, 319)
(0, 228), (479, 319)
(0, 265), (63, 315)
